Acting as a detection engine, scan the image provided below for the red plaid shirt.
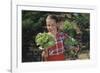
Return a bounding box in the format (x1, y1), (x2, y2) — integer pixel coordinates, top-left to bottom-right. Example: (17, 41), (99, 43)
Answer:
(47, 32), (68, 61)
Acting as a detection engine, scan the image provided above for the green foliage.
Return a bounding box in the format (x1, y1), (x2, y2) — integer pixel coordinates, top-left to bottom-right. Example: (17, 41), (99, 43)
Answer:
(64, 37), (79, 46)
(63, 20), (76, 38)
(63, 20), (79, 60)
(66, 48), (79, 60)
(73, 13), (90, 30)
(35, 32), (55, 49)
(64, 36), (79, 60)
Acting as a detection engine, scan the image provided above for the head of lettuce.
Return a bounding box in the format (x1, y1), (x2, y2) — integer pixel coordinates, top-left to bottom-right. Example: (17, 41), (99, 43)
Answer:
(35, 32), (55, 50)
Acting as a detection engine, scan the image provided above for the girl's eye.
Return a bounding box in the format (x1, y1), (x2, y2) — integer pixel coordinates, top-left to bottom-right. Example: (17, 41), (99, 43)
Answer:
(48, 24), (51, 27)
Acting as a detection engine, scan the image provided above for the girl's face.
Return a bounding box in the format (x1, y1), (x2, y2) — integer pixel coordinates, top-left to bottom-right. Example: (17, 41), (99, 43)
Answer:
(46, 18), (57, 34)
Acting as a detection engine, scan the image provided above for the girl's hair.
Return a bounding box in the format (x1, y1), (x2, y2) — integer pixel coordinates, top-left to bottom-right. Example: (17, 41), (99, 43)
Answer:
(46, 14), (59, 23)
(46, 14), (65, 23)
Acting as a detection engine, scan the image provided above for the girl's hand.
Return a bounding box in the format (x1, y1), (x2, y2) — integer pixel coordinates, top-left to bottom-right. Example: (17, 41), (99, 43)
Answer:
(41, 50), (48, 61)
(74, 45), (80, 52)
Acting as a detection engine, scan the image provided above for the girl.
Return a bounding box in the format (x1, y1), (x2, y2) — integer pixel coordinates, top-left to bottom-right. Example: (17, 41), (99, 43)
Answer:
(42, 14), (68, 61)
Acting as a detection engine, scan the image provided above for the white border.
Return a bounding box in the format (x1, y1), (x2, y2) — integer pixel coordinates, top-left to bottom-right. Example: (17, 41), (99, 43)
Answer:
(12, 3), (97, 73)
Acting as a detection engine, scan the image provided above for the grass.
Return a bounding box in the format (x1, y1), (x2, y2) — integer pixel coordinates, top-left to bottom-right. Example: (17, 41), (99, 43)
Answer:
(78, 50), (90, 59)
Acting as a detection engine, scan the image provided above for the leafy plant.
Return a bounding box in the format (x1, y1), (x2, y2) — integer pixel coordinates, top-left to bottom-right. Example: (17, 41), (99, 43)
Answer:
(35, 32), (55, 49)
(63, 20), (77, 38)
(63, 20), (79, 59)
(64, 37), (79, 60)
(64, 37), (79, 47)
